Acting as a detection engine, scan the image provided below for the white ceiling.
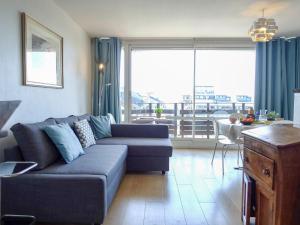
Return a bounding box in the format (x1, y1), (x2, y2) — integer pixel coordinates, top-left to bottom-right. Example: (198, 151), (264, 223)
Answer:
(54, 0), (300, 38)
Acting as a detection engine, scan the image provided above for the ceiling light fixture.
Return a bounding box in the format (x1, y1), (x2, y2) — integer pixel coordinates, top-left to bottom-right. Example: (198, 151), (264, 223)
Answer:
(249, 9), (278, 42)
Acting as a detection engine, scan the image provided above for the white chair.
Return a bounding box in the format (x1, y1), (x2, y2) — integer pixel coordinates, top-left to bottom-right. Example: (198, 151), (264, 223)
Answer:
(211, 112), (243, 175)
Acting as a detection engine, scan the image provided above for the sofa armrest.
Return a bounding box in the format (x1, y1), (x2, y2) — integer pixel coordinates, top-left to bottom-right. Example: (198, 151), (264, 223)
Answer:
(1, 174), (107, 224)
(111, 124), (169, 138)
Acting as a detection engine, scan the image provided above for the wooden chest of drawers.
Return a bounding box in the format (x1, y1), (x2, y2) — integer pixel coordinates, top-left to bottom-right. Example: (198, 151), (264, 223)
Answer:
(242, 125), (300, 225)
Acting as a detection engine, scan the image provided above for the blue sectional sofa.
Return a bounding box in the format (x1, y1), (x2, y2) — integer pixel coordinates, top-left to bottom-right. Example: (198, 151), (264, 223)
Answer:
(1, 114), (173, 225)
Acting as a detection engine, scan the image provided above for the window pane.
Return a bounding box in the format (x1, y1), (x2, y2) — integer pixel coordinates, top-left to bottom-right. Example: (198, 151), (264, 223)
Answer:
(131, 49), (194, 137)
(195, 50), (255, 112)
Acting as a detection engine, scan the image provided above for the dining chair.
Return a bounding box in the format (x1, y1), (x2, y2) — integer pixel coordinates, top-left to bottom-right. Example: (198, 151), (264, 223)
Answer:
(211, 112), (243, 175)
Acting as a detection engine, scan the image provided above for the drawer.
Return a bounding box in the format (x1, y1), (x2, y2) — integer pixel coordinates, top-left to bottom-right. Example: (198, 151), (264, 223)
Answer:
(244, 137), (275, 158)
(244, 148), (274, 189)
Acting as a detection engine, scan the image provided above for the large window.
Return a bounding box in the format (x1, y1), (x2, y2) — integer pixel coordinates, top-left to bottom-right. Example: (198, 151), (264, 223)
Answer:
(121, 47), (255, 139)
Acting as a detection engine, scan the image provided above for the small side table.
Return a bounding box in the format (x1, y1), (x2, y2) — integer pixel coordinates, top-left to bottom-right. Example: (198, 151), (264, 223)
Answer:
(0, 161), (37, 225)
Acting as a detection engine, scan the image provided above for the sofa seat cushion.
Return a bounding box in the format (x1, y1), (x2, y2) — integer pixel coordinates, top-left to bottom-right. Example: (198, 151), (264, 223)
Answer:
(96, 138), (172, 157)
(34, 145), (127, 186)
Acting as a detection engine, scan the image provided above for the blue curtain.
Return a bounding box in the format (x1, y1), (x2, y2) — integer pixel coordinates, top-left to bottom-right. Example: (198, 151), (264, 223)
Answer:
(255, 37), (300, 120)
(92, 37), (121, 123)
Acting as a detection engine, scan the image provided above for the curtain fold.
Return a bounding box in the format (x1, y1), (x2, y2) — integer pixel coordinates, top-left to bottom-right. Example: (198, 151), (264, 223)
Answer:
(92, 37), (121, 123)
(255, 37), (300, 120)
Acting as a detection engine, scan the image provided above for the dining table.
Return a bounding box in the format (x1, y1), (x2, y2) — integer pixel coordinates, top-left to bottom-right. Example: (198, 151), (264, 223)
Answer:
(216, 118), (293, 141)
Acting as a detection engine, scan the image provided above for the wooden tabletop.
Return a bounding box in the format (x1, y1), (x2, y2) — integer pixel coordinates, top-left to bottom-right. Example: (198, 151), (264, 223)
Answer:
(242, 124), (300, 148)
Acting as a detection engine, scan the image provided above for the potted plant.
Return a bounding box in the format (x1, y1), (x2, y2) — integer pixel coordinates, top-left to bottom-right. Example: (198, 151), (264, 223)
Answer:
(267, 111), (278, 121)
(155, 107), (163, 118)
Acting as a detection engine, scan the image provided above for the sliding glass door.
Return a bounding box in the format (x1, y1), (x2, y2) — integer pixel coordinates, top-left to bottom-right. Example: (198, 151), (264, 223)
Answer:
(193, 50), (255, 138)
(122, 47), (255, 139)
(129, 49), (194, 137)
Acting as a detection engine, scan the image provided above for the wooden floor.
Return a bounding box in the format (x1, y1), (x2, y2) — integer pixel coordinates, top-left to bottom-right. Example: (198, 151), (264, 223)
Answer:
(103, 149), (243, 225)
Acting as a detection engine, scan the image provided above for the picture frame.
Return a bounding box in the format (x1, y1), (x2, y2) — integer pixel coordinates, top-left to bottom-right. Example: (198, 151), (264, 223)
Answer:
(21, 13), (63, 88)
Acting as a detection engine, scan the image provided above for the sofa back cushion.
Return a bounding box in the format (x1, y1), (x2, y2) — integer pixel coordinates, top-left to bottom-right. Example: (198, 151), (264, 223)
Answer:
(44, 123), (85, 163)
(4, 146), (24, 161)
(53, 115), (79, 128)
(11, 119), (59, 170)
(111, 124), (169, 138)
(77, 114), (91, 122)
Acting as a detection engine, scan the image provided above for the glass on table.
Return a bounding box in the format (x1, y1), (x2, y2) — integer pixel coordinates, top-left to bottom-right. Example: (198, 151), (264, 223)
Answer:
(259, 109), (268, 121)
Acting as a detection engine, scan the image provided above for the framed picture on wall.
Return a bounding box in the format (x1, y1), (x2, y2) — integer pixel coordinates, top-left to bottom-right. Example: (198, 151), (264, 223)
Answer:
(21, 13), (63, 88)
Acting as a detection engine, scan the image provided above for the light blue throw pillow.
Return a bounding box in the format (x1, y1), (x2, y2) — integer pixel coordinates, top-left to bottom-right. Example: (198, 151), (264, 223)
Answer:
(90, 115), (112, 139)
(107, 113), (116, 124)
(44, 123), (85, 163)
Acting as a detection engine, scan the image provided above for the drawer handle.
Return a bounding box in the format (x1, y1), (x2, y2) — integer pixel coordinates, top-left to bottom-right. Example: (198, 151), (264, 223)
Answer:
(244, 157), (249, 164)
(262, 168), (271, 177)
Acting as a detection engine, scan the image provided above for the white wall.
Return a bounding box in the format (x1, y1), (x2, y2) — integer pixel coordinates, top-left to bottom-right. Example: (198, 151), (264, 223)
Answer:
(294, 93), (300, 125)
(0, 0), (92, 161)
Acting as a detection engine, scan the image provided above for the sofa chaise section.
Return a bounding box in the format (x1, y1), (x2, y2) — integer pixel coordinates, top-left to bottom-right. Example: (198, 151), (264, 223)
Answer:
(99, 124), (172, 173)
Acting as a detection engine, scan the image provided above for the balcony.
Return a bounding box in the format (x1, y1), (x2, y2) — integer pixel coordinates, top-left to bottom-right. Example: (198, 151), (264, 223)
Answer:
(126, 102), (254, 139)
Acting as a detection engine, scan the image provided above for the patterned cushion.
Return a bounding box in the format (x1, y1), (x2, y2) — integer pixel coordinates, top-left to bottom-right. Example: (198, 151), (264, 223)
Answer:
(74, 119), (96, 148)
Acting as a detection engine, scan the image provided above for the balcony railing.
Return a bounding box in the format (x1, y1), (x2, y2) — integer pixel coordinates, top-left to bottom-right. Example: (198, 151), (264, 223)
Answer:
(126, 102), (254, 139)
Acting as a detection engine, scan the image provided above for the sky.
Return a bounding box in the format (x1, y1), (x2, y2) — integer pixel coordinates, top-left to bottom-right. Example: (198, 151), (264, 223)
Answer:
(121, 49), (255, 104)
